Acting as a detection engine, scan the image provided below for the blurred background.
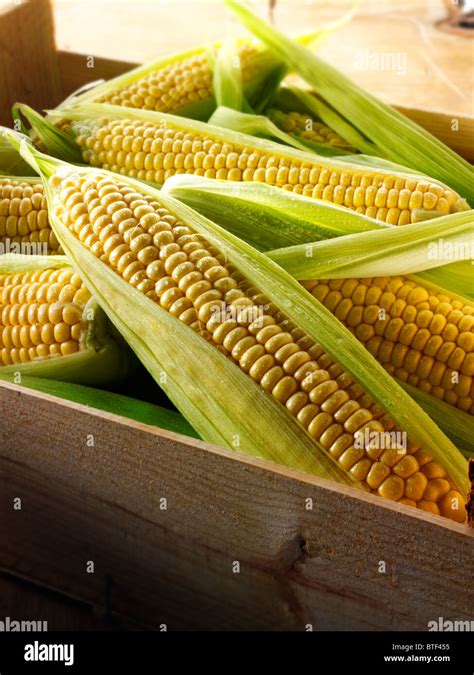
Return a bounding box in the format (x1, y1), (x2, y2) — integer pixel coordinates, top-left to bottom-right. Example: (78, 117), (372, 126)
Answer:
(0, 0), (472, 128)
(50, 0), (473, 115)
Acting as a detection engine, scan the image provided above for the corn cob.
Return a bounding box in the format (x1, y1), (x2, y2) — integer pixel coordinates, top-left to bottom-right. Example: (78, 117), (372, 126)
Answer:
(0, 177), (61, 254)
(1, 267), (91, 365)
(43, 104), (467, 225)
(163, 175), (474, 454)
(267, 108), (356, 153)
(303, 277), (474, 415)
(0, 256), (130, 384)
(59, 39), (286, 121)
(97, 44), (262, 114)
(37, 166), (465, 521)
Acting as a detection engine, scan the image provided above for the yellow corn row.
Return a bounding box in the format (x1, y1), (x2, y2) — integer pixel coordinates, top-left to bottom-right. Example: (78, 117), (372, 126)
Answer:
(49, 169), (467, 521)
(97, 44), (262, 114)
(303, 277), (474, 415)
(68, 116), (466, 225)
(267, 108), (357, 152)
(1, 267), (91, 366)
(0, 178), (62, 254)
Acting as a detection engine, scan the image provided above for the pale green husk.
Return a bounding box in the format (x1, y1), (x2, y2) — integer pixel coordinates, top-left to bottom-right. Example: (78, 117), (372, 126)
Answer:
(211, 41), (245, 112)
(264, 107), (353, 157)
(268, 212), (474, 280)
(419, 261), (474, 301)
(0, 136), (36, 175)
(208, 105), (346, 156)
(14, 136), (469, 496)
(273, 86), (375, 156)
(209, 105), (312, 151)
(224, 0), (473, 204)
(211, 15), (354, 116)
(163, 175), (474, 288)
(163, 174), (386, 249)
(0, 254), (130, 385)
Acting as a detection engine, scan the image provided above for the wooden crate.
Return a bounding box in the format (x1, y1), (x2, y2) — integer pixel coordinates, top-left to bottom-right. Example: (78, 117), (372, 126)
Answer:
(0, 0), (473, 631)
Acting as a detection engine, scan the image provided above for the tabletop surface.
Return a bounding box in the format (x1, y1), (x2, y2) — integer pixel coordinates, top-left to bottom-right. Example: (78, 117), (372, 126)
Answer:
(52, 0), (473, 117)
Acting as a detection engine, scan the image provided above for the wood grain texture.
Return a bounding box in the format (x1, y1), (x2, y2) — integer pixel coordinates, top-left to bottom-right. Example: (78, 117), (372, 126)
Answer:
(0, 572), (142, 631)
(57, 51), (138, 99)
(0, 0), (62, 125)
(396, 105), (474, 162)
(1, 381), (473, 631)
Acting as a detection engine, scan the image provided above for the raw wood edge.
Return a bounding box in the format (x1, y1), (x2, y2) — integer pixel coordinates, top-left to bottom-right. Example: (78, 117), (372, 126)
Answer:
(1, 380), (471, 537)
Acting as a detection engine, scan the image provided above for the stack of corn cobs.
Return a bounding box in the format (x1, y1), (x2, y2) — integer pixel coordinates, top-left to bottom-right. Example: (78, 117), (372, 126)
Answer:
(1, 0), (472, 523)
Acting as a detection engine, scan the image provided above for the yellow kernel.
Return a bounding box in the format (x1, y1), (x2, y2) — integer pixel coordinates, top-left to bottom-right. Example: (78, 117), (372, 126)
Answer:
(378, 475), (404, 501)
(439, 491), (466, 522)
(404, 472), (428, 501)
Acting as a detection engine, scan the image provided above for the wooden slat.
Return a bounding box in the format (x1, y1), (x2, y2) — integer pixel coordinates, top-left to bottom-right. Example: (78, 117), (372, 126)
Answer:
(0, 572), (141, 631)
(1, 381), (472, 631)
(395, 105), (474, 163)
(57, 50), (138, 102)
(0, 0), (61, 124)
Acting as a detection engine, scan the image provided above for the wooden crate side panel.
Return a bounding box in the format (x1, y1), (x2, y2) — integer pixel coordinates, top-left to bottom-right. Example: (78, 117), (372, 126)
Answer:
(0, 571), (143, 631)
(0, 0), (61, 125)
(57, 51), (138, 99)
(1, 382), (473, 631)
(396, 105), (474, 163)
(1, 459), (303, 631)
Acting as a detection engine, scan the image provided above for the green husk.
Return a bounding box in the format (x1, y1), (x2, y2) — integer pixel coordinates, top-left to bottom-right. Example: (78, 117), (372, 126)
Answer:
(250, 63), (287, 114)
(12, 105), (83, 164)
(163, 174), (387, 249)
(209, 106), (350, 157)
(163, 175), (473, 295)
(399, 381), (474, 461)
(0, 254), (131, 386)
(274, 86), (376, 156)
(15, 137), (469, 497)
(264, 107), (353, 157)
(268, 211), (474, 280)
(211, 41), (245, 112)
(0, 374), (199, 440)
(0, 136), (36, 175)
(418, 260), (474, 301)
(208, 105), (326, 154)
(211, 12), (354, 120)
(224, 0), (474, 204)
